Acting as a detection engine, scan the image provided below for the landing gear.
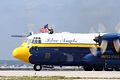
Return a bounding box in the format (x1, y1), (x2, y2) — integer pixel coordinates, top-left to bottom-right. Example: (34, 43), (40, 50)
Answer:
(34, 64), (42, 71)
(83, 66), (93, 71)
(83, 65), (104, 71)
(94, 66), (103, 71)
(115, 68), (120, 71)
(104, 67), (113, 71)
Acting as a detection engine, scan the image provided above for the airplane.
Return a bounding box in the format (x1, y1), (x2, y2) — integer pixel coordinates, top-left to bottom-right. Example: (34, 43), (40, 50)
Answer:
(12, 23), (120, 71)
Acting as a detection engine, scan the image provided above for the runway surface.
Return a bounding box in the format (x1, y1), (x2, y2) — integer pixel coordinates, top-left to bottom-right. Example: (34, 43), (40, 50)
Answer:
(0, 70), (120, 78)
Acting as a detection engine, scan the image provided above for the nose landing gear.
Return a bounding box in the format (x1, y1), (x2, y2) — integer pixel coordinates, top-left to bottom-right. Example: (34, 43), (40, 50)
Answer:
(34, 64), (42, 71)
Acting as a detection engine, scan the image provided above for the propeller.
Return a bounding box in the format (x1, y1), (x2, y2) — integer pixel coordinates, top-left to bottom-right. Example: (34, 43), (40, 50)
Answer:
(90, 23), (107, 56)
(90, 45), (97, 56)
(98, 23), (106, 33)
(11, 23), (34, 38)
(100, 40), (108, 54)
(92, 22), (120, 55)
(94, 23), (105, 46)
(88, 27), (98, 56)
(115, 22), (120, 33)
(113, 22), (120, 52)
(90, 40), (108, 56)
(113, 39), (120, 53)
(27, 23), (34, 33)
(89, 27), (95, 33)
(11, 35), (26, 37)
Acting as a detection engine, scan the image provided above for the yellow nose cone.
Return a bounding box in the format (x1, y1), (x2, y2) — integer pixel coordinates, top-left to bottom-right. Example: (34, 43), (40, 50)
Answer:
(12, 47), (32, 63)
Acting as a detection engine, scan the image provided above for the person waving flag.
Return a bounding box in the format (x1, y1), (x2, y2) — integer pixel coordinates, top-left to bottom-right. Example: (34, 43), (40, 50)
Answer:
(39, 24), (49, 33)
(39, 24), (54, 34)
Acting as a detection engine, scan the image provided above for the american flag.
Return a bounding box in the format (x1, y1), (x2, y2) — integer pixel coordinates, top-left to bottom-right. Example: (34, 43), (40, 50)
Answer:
(39, 24), (49, 33)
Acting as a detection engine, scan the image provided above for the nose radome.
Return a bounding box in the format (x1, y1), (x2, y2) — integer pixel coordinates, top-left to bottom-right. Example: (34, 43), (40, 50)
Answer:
(12, 48), (18, 58)
(12, 47), (32, 63)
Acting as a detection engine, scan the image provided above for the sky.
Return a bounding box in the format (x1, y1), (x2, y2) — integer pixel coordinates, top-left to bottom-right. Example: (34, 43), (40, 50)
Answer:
(0, 0), (120, 60)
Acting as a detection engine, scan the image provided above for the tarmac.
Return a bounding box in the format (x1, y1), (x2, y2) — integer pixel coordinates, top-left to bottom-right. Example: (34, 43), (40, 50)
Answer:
(0, 70), (120, 78)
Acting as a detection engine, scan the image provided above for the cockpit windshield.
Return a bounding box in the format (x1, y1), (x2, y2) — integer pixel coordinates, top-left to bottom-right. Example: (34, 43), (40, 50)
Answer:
(32, 37), (41, 44)
(24, 37), (41, 44)
(24, 38), (32, 44)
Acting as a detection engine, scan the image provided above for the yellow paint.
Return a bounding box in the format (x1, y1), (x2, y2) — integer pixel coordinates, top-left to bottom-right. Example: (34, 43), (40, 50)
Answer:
(12, 47), (32, 63)
(30, 43), (100, 48)
(21, 42), (29, 47)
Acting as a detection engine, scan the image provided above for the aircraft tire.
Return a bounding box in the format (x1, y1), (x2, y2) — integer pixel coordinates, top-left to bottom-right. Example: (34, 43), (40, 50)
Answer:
(115, 68), (120, 71)
(83, 66), (93, 71)
(94, 66), (103, 71)
(34, 64), (42, 71)
(104, 68), (113, 71)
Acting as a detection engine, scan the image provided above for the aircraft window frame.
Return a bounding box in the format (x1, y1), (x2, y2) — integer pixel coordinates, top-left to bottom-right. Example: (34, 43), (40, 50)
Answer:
(35, 39), (37, 43)
(32, 39), (36, 44)
(32, 37), (41, 44)
(24, 38), (32, 43)
(38, 39), (41, 43)
(24, 39), (28, 42)
(28, 39), (32, 44)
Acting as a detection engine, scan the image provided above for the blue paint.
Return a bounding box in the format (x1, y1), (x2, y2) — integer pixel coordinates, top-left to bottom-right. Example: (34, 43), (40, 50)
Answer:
(29, 47), (90, 66)
(102, 33), (120, 40)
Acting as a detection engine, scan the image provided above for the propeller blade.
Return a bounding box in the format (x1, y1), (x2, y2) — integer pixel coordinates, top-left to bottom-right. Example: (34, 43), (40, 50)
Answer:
(113, 39), (120, 53)
(100, 40), (108, 54)
(115, 22), (120, 33)
(11, 23), (34, 44)
(27, 23), (34, 32)
(89, 27), (95, 33)
(89, 27), (100, 45)
(90, 45), (97, 56)
(11, 31), (34, 38)
(11, 35), (27, 38)
(98, 23), (106, 33)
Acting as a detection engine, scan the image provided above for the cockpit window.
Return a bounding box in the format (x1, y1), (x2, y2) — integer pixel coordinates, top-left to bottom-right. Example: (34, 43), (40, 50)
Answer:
(24, 38), (32, 44)
(24, 39), (28, 42)
(28, 39), (32, 44)
(32, 37), (41, 44)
